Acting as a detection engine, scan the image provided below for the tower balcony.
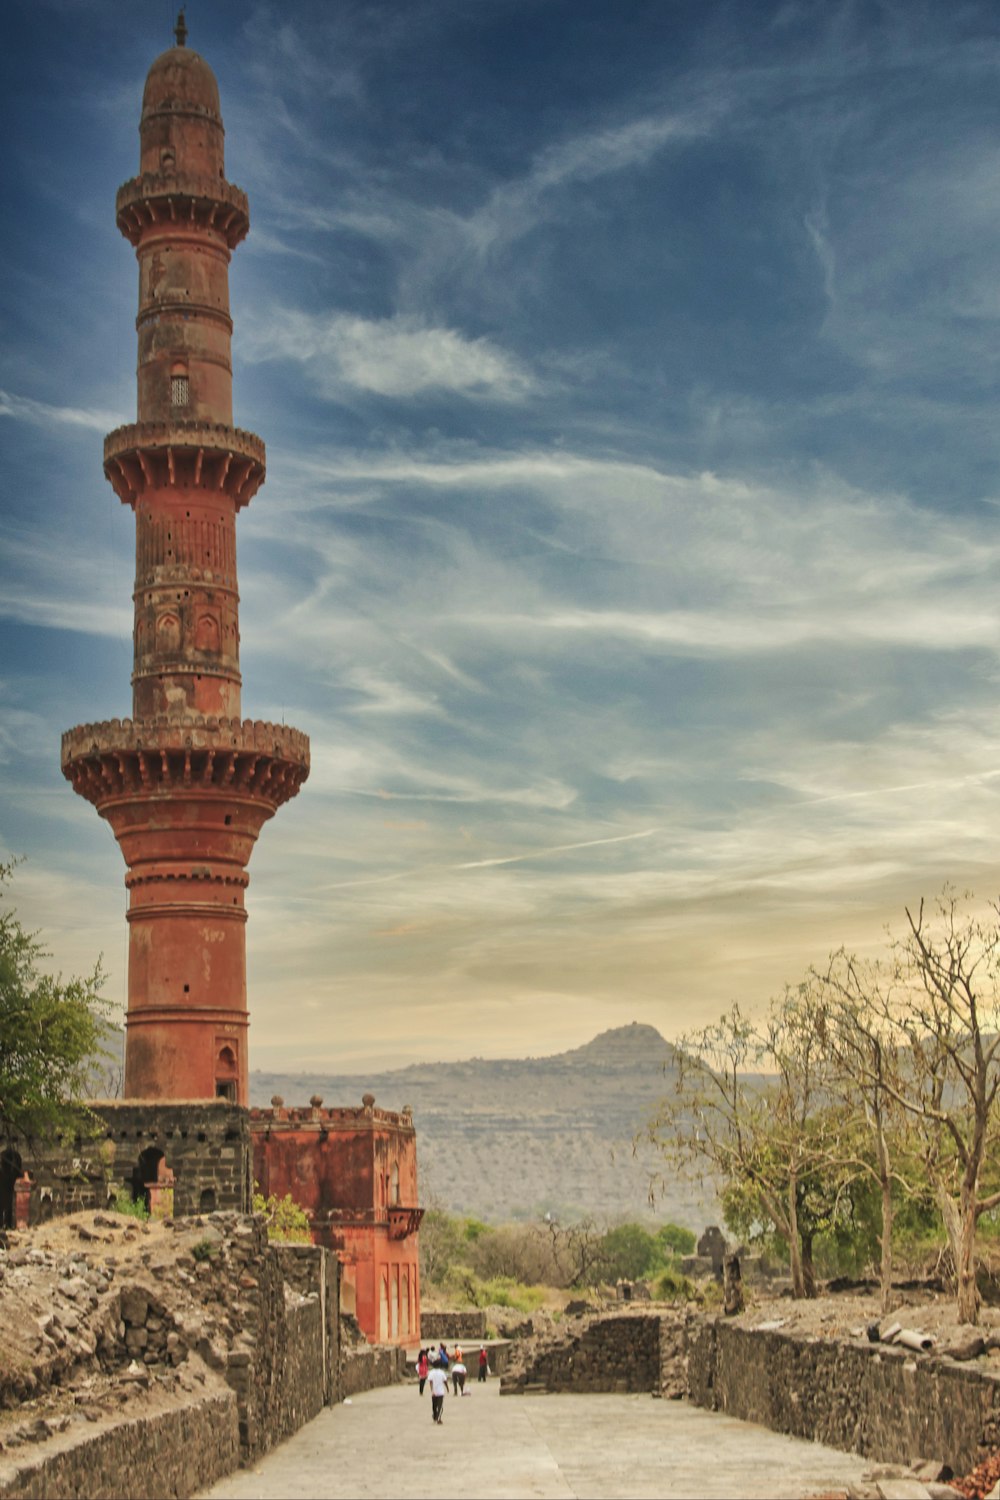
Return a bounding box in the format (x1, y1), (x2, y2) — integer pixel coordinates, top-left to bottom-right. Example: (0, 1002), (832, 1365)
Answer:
(61, 714), (310, 821)
(116, 172), (249, 248)
(104, 421), (265, 509)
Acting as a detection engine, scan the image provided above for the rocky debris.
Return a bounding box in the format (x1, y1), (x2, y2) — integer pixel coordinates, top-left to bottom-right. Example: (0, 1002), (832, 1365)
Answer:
(728, 1289), (1000, 1355)
(952, 1450), (1000, 1499)
(941, 1332), (987, 1362)
(821, 1459), (962, 1499)
(0, 1208), (292, 1473)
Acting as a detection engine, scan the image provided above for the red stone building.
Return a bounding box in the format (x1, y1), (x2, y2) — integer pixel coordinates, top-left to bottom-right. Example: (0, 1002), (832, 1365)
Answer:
(55, 17), (421, 1346)
(251, 1099), (422, 1343)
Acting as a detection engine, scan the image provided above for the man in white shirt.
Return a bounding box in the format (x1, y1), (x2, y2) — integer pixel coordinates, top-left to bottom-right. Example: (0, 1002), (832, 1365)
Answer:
(427, 1362), (449, 1424)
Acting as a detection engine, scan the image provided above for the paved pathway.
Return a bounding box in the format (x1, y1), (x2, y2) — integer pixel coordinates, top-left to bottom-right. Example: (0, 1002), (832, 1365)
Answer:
(203, 1383), (872, 1499)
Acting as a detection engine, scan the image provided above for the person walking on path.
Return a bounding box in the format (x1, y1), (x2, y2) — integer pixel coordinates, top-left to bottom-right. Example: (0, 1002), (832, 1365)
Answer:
(417, 1350), (428, 1395)
(452, 1358), (467, 1396)
(478, 1346), (488, 1383)
(437, 1343), (450, 1371)
(427, 1363), (448, 1424)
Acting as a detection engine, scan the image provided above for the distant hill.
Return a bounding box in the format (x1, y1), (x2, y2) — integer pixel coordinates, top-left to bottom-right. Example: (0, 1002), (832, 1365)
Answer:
(249, 1022), (720, 1230)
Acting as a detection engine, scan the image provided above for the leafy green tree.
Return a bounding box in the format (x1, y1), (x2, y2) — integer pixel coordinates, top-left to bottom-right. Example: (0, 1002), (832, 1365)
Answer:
(597, 1223), (658, 1282)
(0, 862), (113, 1145)
(656, 1223), (696, 1258)
(419, 1207), (468, 1285)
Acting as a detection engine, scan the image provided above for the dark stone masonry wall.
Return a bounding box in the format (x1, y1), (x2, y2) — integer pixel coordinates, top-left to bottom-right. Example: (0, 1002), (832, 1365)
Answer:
(420, 1311), (487, 1342)
(688, 1318), (1000, 1476)
(273, 1244), (340, 1407)
(192, 1221), (340, 1461)
(0, 1391), (239, 1500)
(507, 1309), (1000, 1470)
(502, 1314), (673, 1395)
(341, 1345), (408, 1398)
(17, 1102), (252, 1221)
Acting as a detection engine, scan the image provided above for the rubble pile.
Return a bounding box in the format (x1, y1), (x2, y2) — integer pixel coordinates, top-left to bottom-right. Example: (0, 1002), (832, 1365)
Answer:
(834, 1458), (962, 1500)
(0, 1209), (300, 1468)
(953, 1450), (1000, 1500)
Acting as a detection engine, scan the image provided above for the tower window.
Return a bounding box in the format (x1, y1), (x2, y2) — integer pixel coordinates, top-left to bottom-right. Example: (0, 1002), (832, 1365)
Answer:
(171, 374), (189, 407)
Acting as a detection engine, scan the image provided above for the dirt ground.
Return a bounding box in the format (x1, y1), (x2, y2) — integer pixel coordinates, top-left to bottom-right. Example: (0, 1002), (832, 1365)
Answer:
(729, 1283), (1000, 1352)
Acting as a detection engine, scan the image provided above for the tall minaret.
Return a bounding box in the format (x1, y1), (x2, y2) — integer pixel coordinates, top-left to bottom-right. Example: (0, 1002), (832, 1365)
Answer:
(62, 16), (309, 1106)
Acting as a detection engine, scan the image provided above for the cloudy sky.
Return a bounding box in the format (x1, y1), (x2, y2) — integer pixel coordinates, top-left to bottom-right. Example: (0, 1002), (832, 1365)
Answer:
(4, 0), (1000, 1071)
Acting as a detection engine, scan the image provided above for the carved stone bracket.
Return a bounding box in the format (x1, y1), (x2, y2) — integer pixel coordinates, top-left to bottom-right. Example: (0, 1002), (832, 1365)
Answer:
(388, 1206), (425, 1240)
(116, 172), (250, 248)
(104, 422), (265, 509)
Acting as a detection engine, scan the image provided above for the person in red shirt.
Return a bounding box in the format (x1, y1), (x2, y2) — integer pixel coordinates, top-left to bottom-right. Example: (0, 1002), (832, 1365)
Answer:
(478, 1345), (488, 1382)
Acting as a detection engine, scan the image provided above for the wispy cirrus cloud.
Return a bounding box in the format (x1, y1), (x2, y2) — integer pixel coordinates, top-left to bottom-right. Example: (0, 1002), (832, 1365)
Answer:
(463, 101), (723, 256)
(242, 310), (537, 401)
(0, 388), (126, 433)
(11, 0), (1000, 1071)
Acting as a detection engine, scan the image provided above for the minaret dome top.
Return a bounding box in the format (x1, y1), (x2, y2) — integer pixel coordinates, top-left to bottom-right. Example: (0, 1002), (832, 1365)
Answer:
(142, 45), (222, 124)
(139, 42), (225, 181)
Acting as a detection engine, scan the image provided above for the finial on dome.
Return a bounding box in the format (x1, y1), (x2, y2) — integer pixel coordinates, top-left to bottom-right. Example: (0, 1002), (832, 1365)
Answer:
(174, 9), (188, 47)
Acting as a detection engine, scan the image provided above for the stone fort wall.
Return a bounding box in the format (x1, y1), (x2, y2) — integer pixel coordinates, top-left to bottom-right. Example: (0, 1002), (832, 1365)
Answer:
(688, 1317), (1000, 1476)
(498, 1307), (1000, 1474)
(420, 1310), (487, 1342)
(11, 1101), (251, 1222)
(0, 1391), (239, 1500)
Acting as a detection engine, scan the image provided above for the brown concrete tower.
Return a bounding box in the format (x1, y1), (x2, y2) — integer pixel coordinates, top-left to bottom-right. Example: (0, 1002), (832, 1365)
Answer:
(62, 16), (309, 1106)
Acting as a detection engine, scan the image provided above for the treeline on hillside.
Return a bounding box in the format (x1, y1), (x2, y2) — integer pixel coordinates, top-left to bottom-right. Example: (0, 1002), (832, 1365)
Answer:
(420, 1212), (696, 1310)
(645, 889), (1000, 1324)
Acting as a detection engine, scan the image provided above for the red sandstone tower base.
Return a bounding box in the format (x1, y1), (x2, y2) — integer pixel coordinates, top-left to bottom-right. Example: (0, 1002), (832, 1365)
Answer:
(62, 31), (308, 1105)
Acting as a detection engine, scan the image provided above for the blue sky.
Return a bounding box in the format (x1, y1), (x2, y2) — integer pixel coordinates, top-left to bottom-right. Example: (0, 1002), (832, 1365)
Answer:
(4, 0), (1000, 1071)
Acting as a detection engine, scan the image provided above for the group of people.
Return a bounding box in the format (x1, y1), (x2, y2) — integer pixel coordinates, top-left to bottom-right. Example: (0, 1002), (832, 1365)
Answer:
(415, 1343), (489, 1424)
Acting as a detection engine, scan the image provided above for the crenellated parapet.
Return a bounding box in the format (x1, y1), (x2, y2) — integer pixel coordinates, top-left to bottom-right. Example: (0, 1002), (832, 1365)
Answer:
(116, 172), (250, 248)
(62, 714), (309, 761)
(249, 1103), (417, 1132)
(104, 422), (265, 508)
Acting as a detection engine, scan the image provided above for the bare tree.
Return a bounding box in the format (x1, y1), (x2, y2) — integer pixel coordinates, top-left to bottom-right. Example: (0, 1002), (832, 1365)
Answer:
(646, 996), (839, 1299)
(813, 951), (909, 1314)
(881, 893), (1000, 1324)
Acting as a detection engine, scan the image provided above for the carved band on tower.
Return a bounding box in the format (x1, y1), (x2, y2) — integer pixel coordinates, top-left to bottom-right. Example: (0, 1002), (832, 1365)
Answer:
(62, 28), (309, 1106)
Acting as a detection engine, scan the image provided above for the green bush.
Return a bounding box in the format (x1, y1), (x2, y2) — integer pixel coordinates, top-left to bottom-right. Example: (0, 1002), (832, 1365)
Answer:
(110, 1186), (149, 1220)
(252, 1185), (311, 1243)
(478, 1276), (547, 1313)
(652, 1266), (695, 1301)
(440, 1267), (547, 1313)
(191, 1239), (218, 1263)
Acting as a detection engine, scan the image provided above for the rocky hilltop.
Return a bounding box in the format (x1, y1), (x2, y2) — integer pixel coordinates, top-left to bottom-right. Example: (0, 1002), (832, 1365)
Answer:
(250, 1022), (719, 1228)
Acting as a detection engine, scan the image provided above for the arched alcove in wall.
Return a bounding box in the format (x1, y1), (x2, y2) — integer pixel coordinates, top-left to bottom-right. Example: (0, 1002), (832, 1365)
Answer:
(130, 1145), (166, 1211)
